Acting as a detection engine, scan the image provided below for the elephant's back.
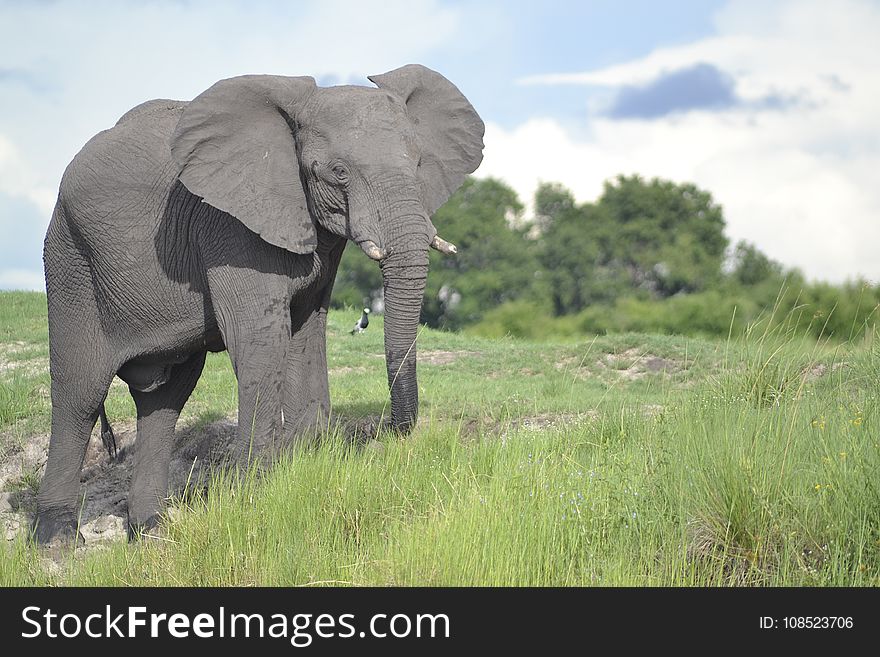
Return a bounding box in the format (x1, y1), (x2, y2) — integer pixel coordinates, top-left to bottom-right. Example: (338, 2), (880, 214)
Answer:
(58, 100), (186, 232)
(51, 100), (199, 329)
(115, 99), (188, 126)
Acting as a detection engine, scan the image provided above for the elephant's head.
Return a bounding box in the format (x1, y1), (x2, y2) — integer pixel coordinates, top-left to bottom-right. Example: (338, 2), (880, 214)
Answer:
(170, 64), (484, 433)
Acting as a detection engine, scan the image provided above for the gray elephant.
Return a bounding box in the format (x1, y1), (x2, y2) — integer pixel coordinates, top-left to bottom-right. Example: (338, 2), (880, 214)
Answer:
(34, 64), (484, 543)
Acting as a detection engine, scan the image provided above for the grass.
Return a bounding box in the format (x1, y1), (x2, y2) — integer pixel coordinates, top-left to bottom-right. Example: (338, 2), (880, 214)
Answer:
(1, 290), (878, 586)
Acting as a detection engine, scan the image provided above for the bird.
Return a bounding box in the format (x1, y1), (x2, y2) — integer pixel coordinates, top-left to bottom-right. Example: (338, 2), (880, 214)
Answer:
(350, 308), (371, 335)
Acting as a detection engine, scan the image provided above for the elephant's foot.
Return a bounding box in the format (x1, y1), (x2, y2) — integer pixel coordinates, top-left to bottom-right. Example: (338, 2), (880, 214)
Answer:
(31, 508), (84, 546)
(230, 427), (283, 465)
(283, 408), (331, 445)
(126, 512), (160, 542)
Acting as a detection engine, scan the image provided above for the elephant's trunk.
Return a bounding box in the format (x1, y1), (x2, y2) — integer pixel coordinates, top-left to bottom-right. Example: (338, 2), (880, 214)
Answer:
(379, 220), (431, 433)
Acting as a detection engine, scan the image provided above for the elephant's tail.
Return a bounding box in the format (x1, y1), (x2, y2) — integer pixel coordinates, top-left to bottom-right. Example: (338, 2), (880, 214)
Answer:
(99, 405), (118, 460)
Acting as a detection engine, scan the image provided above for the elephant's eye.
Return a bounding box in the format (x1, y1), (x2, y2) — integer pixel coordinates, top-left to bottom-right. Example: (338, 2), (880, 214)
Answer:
(331, 163), (349, 184)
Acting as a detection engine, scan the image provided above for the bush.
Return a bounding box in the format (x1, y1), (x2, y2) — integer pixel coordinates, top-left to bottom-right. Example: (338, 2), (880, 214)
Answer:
(466, 301), (579, 340)
(575, 291), (755, 337)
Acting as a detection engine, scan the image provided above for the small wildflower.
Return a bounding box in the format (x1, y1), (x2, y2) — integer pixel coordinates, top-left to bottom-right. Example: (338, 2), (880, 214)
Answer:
(851, 417), (863, 427)
(839, 451), (847, 460)
(814, 484), (822, 492)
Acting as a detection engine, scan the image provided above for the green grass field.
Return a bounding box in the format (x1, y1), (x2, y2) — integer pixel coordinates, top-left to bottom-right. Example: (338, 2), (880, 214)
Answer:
(1, 290), (878, 586)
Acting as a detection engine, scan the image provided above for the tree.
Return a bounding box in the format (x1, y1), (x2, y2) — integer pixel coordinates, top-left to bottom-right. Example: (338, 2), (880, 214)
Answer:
(536, 183), (628, 314)
(423, 177), (539, 328)
(596, 175), (728, 297)
(729, 240), (784, 287)
(538, 176), (730, 315)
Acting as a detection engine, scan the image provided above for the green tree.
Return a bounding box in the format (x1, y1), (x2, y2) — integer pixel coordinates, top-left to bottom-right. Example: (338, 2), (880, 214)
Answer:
(596, 175), (728, 297)
(536, 183), (628, 314)
(538, 176), (730, 315)
(423, 177), (539, 329)
(729, 240), (784, 287)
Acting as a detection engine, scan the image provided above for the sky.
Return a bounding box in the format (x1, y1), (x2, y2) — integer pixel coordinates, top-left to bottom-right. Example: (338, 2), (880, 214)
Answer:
(1, 0), (877, 289)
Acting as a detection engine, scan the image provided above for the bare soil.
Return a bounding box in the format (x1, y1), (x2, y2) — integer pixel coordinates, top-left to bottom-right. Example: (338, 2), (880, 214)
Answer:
(1, 418), (239, 545)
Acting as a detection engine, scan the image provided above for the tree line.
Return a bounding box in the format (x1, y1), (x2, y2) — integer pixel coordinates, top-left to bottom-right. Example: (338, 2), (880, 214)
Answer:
(332, 175), (879, 342)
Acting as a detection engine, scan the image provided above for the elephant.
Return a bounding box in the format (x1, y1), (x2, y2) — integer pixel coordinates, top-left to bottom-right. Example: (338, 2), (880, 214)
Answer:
(34, 64), (484, 544)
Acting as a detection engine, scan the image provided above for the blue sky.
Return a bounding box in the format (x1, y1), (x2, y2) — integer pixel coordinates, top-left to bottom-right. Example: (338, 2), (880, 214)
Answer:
(1, 0), (877, 289)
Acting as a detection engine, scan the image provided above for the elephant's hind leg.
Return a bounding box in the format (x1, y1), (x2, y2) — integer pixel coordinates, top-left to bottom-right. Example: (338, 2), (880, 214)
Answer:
(35, 233), (118, 545)
(35, 403), (107, 545)
(127, 350), (206, 540)
(34, 339), (117, 545)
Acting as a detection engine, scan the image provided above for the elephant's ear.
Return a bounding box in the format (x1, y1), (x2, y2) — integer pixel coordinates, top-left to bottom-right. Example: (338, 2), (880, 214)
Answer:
(171, 75), (318, 254)
(368, 65), (484, 215)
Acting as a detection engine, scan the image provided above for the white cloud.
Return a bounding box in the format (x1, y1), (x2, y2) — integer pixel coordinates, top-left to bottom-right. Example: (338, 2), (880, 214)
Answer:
(2, 0), (459, 183)
(483, 0), (880, 283)
(0, 135), (56, 216)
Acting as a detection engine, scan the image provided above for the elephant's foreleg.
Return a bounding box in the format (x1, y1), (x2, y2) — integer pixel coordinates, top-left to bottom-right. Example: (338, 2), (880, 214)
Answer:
(221, 311), (292, 461)
(231, 336), (290, 460)
(284, 304), (331, 439)
(127, 351), (205, 540)
(283, 237), (345, 440)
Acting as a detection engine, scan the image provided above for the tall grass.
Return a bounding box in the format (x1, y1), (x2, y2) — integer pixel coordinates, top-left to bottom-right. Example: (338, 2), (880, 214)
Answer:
(6, 388), (877, 586)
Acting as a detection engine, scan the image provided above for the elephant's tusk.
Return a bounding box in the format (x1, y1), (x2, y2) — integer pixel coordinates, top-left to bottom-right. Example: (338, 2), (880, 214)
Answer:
(360, 240), (386, 261)
(431, 235), (458, 255)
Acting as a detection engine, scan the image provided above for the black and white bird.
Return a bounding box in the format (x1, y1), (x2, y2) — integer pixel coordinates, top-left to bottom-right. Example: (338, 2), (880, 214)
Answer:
(350, 308), (371, 335)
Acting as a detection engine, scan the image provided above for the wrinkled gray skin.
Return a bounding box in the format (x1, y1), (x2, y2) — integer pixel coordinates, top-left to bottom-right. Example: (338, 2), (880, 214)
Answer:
(34, 65), (484, 544)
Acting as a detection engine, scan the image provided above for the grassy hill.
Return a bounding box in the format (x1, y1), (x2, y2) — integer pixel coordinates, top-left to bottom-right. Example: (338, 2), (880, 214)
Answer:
(1, 290), (878, 585)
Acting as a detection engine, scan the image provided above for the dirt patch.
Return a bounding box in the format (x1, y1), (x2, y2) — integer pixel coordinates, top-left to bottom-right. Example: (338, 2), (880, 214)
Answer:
(554, 356), (579, 370)
(802, 362), (848, 381)
(555, 349), (682, 382)
(329, 365), (367, 376)
(0, 341), (31, 357)
(1, 417), (239, 546)
(553, 356), (593, 380)
(0, 359), (48, 376)
(456, 411), (600, 440)
(0, 341), (48, 376)
(369, 350), (478, 366)
(597, 348), (681, 381)
(642, 404), (666, 418)
(512, 412), (600, 432)
(421, 350), (479, 366)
